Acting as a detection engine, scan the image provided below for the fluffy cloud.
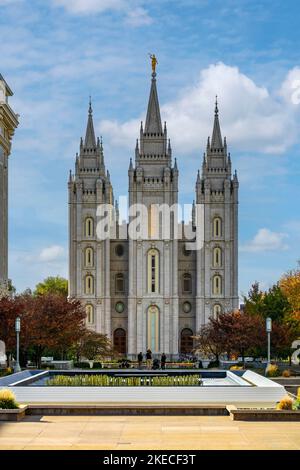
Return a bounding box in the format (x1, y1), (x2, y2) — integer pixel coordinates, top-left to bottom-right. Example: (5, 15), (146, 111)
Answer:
(279, 66), (300, 106)
(52, 0), (152, 26)
(39, 245), (65, 262)
(125, 7), (153, 26)
(240, 228), (289, 253)
(99, 62), (299, 155)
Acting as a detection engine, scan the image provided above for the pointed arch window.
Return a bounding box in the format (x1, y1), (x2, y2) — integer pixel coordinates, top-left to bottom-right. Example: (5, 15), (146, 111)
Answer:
(147, 249), (159, 293)
(84, 247), (94, 268)
(213, 304), (222, 318)
(212, 274), (222, 295)
(213, 247), (222, 268)
(213, 217), (222, 237)
(183, 273), (192, 293)
(115, 273), (125, 293)
(85, 275), (94, 295)
(85, 217), (94, 237)
(86, 304), (94, 324)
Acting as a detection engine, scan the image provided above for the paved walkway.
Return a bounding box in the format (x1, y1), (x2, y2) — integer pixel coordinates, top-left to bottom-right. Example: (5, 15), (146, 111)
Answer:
(0, 415), (300, 449)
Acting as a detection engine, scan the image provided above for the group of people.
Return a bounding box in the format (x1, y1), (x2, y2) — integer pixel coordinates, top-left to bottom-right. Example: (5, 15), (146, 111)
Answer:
(137, 350), (167, 370)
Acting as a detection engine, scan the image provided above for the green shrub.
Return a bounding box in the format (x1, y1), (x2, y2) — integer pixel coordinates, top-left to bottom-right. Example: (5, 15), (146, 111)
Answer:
(92, 362), (102, 369)
(0, 389), (19, 409)
(0, 367), (13, 377)
(41, 364), (55, 370)
(293, 399), (300, 410)
(208, 361), (219, 368)
(74, 362), (91, 369)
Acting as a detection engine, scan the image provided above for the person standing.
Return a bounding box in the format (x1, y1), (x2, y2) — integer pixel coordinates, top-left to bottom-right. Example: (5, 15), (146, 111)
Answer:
(146, 349), (152, 370)
(137, 352), (143, 369)
(161, 353), (166, 370)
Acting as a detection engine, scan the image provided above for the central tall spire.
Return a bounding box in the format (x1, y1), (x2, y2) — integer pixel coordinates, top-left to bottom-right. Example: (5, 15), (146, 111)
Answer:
(211, 96), (223, 150)
(84, 97), (96, 148)
(144, 72), (163, 135)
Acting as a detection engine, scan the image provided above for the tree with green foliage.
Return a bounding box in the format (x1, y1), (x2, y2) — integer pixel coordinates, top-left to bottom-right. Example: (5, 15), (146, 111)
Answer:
(34, 276), (68, 298)
(243, 282), (291, 323)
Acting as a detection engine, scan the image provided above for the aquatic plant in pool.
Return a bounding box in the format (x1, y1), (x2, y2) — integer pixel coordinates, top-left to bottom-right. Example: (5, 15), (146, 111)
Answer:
(46, 374), (202, 387)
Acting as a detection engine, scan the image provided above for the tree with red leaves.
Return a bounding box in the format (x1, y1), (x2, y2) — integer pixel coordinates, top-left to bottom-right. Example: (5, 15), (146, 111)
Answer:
(0, 293), (107, 367)
(194, 309), (296, 363)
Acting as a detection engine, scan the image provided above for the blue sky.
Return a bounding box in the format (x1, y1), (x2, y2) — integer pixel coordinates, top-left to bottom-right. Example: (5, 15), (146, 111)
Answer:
(1, 0), (300, 296)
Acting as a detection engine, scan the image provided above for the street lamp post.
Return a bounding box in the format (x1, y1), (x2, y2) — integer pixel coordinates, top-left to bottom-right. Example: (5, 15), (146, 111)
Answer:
(266, 317), (272, 373)
(14, 316), (21, 373)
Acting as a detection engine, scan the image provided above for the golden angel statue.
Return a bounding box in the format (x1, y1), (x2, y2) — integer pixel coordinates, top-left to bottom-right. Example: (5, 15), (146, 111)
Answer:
(149, 53), (158, 73)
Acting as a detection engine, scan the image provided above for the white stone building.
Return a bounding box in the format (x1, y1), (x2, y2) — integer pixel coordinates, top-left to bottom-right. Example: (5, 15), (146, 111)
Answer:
(0, 75), (18, 289)
(68, 69), (239, 359)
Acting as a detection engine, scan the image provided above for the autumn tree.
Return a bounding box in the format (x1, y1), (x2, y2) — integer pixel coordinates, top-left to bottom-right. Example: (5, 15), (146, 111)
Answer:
(34, 276), (68, 298)
(194, 310), (265, 363)
(0, 293), (86, 367)
(0, 295), (26, 363)
(75, 330), (112, 361)
(193, 322), (227, 363)
(280, 264), (300, 326)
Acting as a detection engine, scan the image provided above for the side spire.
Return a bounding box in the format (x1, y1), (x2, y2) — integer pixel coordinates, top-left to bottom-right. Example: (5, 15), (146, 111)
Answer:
(84, 96), (96, 148)
(144, 67), (163, 135)
(211, 95), (223, 150)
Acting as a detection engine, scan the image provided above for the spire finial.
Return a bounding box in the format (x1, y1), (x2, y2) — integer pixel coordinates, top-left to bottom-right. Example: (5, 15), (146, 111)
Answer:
(89, 95), (92, 115)
(215, 95), (218, 115)
(149, 53), (158, 76)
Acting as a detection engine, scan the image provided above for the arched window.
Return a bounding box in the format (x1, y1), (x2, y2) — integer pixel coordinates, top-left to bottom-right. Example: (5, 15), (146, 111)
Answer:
(115, 273), (125, 293)
(213, 217), (222, 237)
(147, 305), (160, 352)
(183, 273), (192, 293)
(85, 275), (94, 295)
(84, 247), (94, 267)
(147, 249), (159, 293)
(85, 217), (94, 237)
(86, 304), (94, 324)
(213, 304), (222, 318)
(148, 204), (159, 239)
(213, 247), (222, 267)
(113, 328), (126, 355)
(180, 328), (193, 354)
(212, 274), (222, 295)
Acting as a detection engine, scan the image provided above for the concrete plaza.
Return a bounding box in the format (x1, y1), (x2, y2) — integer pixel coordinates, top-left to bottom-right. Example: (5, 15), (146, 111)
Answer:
(0, 415), (300, 450)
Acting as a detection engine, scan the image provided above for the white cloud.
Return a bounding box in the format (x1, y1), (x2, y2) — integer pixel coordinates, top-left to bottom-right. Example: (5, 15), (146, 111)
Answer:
(99, 62), (299, 155)
(53, 0), (126, 14)
(279, 66), (300, 106)
(125, 7), (153, 26)
(53, 0), (152, 27)
(240, 228), (289, 253)
(39, 245), (65, 262)
(53, 0), (152, 26)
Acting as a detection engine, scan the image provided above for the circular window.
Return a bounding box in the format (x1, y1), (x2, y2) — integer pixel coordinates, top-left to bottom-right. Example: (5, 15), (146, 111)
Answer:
(115, 301), (125, 313)
(183, 245), (191, 256)
(115, 244), (124, 257)
(183, 301), (192, 313)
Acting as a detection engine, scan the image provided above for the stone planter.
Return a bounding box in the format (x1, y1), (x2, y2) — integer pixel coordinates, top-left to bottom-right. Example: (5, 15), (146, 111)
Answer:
(227, 405), (300, 421)
(0, 405), (27, 421)
(201, 360), (210, 369)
